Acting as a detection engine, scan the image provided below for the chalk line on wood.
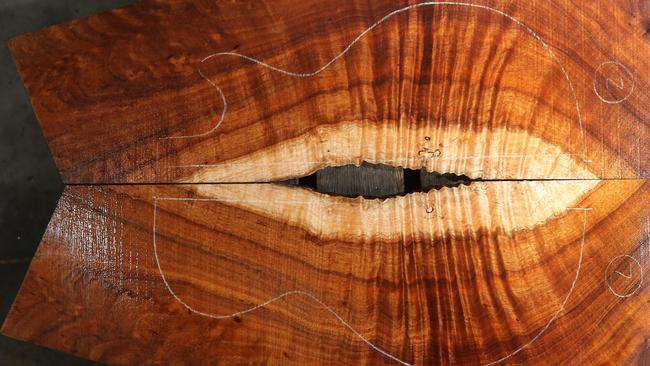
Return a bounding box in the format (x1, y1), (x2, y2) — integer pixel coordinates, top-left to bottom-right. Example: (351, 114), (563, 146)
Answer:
(152, 197), (589, 365)
(160, 1), (589, 166)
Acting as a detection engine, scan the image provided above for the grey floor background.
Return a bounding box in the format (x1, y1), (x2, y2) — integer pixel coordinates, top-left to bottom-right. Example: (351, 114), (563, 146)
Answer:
(1, 1), (136, 364)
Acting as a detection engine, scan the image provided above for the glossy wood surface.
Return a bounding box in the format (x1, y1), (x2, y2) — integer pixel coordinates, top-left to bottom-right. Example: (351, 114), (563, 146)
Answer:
(2, 181), (650, 365)
(7, 0), (650, 182)
(4, 0), (650, 365)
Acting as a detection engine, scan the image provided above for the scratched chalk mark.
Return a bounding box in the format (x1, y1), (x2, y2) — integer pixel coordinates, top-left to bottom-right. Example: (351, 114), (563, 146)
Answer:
(605, 206), (649, 298)
(160, 1), (588, 167)
(605, 255), (643, 298)
(152, 196), (590, 365)
(593, 61), (635, 104)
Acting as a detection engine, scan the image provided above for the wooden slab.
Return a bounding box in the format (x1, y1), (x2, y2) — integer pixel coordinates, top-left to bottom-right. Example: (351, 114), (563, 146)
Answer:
(3, 181), (649, 365)
(7, 0), (650, 183)
(5, 0), (650, 364)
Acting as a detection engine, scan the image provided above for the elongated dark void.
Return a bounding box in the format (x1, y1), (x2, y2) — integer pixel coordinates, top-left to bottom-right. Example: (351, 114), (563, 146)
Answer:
(282, 162), (473, 199)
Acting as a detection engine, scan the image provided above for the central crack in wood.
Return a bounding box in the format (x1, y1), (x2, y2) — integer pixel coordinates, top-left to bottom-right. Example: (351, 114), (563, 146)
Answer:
(282, 162), (473, 199)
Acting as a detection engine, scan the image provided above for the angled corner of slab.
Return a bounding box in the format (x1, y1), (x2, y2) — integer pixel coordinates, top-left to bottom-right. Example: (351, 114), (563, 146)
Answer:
(1, 186), (69, 340)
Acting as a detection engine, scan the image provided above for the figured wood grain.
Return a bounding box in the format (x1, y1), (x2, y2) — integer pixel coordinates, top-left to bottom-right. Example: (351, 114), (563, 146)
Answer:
(4, 0), (650, 365)
(2, 181), (650, 365)
(7, 0), (650, 183)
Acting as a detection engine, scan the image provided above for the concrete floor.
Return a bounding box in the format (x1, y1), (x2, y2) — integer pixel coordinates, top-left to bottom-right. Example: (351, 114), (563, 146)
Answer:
(0, 1), (136, 364)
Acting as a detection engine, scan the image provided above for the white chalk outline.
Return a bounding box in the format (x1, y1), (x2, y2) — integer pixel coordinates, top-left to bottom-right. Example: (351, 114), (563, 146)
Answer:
(152, 197), (590, 365)
(153, 197), (408, 365)
(605, 254), (643, 298)
(160, 1), (589, 166)
(593, 61), (635, 104)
